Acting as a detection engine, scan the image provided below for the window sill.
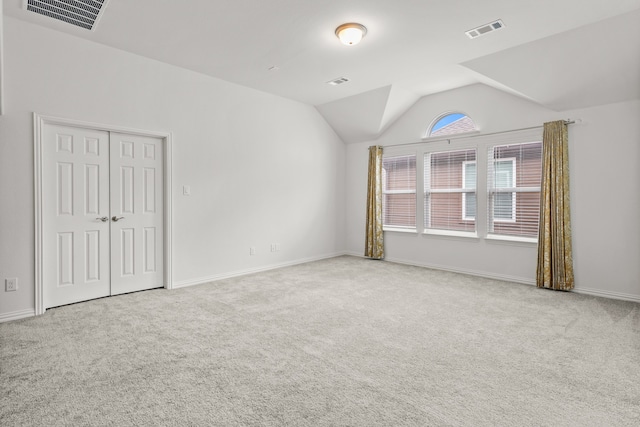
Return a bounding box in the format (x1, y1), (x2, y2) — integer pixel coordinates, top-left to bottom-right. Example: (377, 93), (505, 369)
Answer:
(485, 234), (538, 245)
(383, 227), (418, 234)
(422, 229), (479, 240)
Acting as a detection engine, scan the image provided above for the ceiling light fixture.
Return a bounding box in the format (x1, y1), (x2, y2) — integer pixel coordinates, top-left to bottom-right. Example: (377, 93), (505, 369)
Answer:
(335, 23), (367, 46)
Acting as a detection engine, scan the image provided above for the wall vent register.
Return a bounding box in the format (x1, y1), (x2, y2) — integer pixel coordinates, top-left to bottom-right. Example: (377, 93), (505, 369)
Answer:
(24, 0), (110, 31)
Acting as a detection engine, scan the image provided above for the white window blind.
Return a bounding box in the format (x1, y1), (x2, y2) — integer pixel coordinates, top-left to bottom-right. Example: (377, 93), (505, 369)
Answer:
(424, 149), (477, 232)
(382, 155), (416, 229)
(487, 142), (542, 238)
(462, 161), (476, 220)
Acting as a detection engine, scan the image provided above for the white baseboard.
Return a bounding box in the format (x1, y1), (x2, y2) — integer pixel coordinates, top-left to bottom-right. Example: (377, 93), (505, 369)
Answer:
(172, 252), (347, 289)
(346, 252), (535, 286)
(572, 287), (640, 303)
(0, 309), (36, 323)
(383, 256), (536, 286)
(346, 251), (640, 303)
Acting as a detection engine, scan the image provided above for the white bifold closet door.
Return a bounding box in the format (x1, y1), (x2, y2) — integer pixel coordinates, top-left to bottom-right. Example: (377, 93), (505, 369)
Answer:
(43, 124), (164, 309)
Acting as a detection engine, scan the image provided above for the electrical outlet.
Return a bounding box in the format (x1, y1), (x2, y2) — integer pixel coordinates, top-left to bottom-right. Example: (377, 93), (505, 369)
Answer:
(250, 247), (256, 256)
(270, 244), (276, 252)
(5, 278), (17, 292)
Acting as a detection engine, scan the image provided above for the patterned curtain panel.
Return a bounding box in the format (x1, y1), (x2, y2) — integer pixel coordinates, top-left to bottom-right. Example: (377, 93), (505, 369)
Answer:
(536, 121), (574, 290)
(365, 146), (384, 259)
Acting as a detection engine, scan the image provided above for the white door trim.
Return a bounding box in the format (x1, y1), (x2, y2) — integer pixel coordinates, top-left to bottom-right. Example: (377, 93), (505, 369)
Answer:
(34, 113), (173, 315)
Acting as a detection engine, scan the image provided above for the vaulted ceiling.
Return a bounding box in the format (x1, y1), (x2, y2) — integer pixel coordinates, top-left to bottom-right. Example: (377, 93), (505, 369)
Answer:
(4, 1), (640, 143)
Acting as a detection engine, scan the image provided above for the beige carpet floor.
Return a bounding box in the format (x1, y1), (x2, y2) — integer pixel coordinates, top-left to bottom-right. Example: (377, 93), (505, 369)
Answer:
(1, 256), (639, 426)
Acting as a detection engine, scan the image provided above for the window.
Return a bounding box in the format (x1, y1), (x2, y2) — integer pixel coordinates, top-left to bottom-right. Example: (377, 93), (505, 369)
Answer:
(487, 142), (542, 238)
(384, 127), (542, 242)
(382, 155), (416, 229)
(424, 149), (477, 233)
(428, 112), (477, 137)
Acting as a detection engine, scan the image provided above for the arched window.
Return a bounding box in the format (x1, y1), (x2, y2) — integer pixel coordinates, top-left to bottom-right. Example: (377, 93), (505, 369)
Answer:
(427, 112), (477, 137)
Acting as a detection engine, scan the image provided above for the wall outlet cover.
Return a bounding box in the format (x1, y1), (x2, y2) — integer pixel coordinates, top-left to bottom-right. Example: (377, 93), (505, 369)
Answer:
(5, 278), (18, 292)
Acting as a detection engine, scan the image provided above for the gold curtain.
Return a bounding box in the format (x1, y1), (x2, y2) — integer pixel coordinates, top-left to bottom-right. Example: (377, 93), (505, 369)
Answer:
(365, 146), (384, 259)
(536, 121), (574, 290)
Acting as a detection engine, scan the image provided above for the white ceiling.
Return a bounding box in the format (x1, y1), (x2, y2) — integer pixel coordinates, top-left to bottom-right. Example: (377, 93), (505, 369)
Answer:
(4, 0), (640, 142)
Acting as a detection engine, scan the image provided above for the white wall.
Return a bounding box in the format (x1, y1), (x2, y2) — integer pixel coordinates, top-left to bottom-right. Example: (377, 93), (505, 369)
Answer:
(0, 17), (346, 320)
(345, 84), (640, 301)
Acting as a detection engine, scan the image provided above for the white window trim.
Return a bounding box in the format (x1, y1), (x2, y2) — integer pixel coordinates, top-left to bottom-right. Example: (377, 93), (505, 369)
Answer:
(485, 233), (537, 244)
(423, 229), (479, 239)
(383, 226), (419, 234)
(422, 130), (481, 142)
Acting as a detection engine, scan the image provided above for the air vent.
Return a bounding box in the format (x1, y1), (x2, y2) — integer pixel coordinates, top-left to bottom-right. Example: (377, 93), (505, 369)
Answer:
(24, 0), (110, 31)
(327, 77), (350, 86)
(465, 19), (505, 39)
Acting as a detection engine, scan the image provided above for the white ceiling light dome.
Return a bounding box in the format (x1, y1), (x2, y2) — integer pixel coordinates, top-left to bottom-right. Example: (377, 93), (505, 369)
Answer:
(335, 23), (367, 46)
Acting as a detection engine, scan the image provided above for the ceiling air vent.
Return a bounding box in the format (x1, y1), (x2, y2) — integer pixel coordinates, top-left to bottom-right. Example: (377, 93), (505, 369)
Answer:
(327, 77), (350, 86)
(23, 0), (110, 31)
(465, 19), (505, 39)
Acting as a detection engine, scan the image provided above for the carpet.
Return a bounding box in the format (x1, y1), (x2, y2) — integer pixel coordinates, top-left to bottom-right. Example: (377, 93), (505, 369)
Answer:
(1, 256), (639, 426)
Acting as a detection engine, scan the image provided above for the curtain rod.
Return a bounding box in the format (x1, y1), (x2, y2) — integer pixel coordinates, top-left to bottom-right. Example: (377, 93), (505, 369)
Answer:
(375, 119), (576, 149)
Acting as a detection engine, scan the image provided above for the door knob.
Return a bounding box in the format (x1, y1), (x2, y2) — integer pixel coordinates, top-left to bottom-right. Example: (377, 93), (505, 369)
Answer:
(96, 217), (109, 222)
(112, 216), (125, 222)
